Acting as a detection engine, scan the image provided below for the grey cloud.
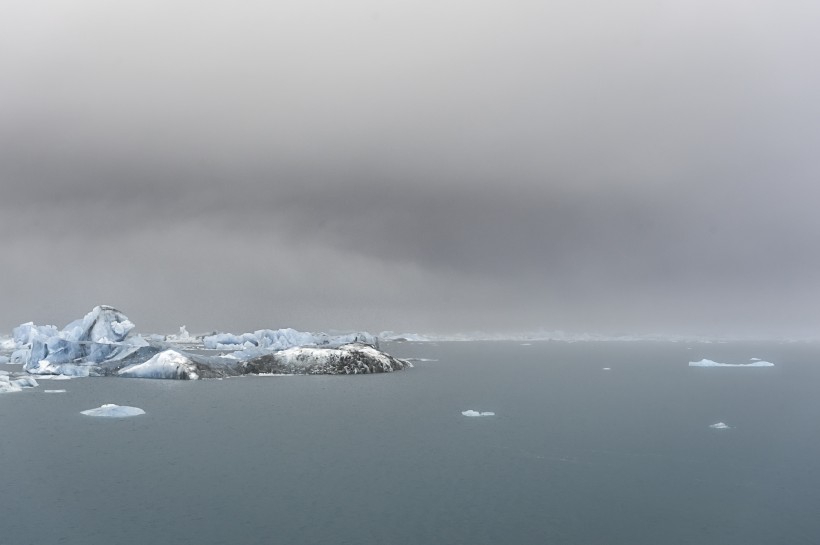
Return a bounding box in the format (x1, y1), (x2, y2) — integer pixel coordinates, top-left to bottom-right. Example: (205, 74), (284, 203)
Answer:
(2, 1), (820, 337)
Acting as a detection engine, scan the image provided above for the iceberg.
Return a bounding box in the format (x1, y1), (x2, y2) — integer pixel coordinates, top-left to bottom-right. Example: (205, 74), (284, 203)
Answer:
(462, 410), (495, 417)
(203, 328), (378, 351)
(689, 359), (774, 367)
(16, 305), (149, 376)
(709, 422), (731, 429)
(81, 404), (145, 417)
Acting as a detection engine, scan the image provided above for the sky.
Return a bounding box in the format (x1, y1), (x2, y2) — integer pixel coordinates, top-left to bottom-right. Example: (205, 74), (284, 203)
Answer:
(2, 1), (820, 338)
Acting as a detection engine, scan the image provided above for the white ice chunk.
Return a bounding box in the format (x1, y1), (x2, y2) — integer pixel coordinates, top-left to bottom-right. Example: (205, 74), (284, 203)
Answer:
(602, 367), (612, 370)
(27, 360), (91, 377)
(462, 410), (496, 417)
(118, 349), (199, 380)
(81, 404), (145, 417)
(750, 357), (761, 361)
(18, 306), (146, 373)
(0, 374), (38, 393)
(689, 359), (774, 367)
(44, 389), (66, 393)
(709, 422), (731, 429)
(165, 325), (197, 343)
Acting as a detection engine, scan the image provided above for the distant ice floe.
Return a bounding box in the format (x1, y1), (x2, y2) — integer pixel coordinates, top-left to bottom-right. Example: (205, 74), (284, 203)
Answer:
(44, 389), (66, 393)
(81, 404), (145, 417)
(380, 330), (743, 343)
(203, 329), (378, 351)
(462, 410), (496, 417)
(689, 359), (774, 367)
(709, 422), (731, 429)
(602, 367), (612, 371)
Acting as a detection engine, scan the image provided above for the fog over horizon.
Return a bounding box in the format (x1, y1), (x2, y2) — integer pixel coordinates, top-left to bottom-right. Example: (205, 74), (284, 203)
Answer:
(3, 1), (820, 338)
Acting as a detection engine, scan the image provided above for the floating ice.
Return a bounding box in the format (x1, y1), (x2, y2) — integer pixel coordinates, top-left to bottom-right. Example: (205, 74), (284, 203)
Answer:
(462, 410), (496, 417)
(0, 336), (15, 351)
(81, 404), (145, 417)
(203, 328), (377, 351)
(602, 367), (612, 370)
(16, 305), (148, 375)
(689, 359), (774, 367)
(0, 374), (39, 393)
(44, 389), (66, 393)
(709, 422), (731, 429)
(118, 350), (199, 380)
(165, 325), (196, 343)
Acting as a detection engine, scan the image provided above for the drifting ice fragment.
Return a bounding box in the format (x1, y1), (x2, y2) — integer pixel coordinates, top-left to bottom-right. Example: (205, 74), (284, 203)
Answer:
(81, 404), (145, 417)
(462, 410), (496, 417)
(44, 389), (66, 393)
(709, 422), (731, 429)
(0, 374), (39, 393)
(689, 359), (774, 367)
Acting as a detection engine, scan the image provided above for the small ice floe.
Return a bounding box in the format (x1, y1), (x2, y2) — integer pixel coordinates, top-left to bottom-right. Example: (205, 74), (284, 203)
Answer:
(520, 343), (532, 346)
(602, 367), (612, 371)
(0, 374), (39, 393)
(404, 358), (439, 363)
(462, 410), (496, 417)
(709, 422), (731, 429)
(750, 358), (761, 361)
(44, 389), (67, 393)
(81, 404), (145, 417)
(689, 359), (774, 367)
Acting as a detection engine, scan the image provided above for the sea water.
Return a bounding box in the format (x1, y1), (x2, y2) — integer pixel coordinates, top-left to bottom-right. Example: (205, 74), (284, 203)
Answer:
(3, 341), (820, 544)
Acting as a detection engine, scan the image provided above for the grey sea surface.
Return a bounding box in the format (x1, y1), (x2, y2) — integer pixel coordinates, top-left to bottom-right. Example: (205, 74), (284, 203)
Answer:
(3, 341), (820, 544)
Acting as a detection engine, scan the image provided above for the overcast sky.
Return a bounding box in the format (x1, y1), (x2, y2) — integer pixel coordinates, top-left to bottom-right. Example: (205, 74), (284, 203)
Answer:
(2, 1), (820, 337)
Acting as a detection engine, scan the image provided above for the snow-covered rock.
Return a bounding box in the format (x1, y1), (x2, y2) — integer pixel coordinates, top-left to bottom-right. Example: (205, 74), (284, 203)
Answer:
(118, 350), (199, 380)
(239, 343), (409, 375)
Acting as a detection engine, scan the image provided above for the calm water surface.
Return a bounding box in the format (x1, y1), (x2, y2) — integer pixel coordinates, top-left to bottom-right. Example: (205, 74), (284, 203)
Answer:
(3, 341), (820, 544)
